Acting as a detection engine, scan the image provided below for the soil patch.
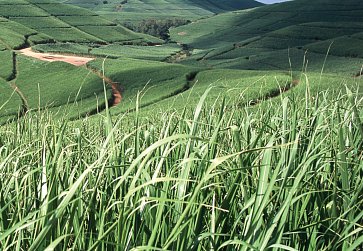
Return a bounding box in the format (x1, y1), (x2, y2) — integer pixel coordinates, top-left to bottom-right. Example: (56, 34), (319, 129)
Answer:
(87, 67), (123, 106)
(18, 48), (94, 66)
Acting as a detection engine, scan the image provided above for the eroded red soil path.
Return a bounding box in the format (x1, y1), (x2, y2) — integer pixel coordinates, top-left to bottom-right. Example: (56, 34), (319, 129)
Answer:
(89, 68), (122, 106)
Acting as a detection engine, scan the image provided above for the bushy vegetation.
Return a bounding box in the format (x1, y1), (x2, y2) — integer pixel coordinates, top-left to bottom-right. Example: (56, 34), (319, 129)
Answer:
(123, 19), (191, 40)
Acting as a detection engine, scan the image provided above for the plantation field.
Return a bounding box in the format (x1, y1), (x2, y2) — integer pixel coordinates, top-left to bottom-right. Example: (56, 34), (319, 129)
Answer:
(37, 27), (103, 43)
(90, 44), (180, 60)
(0, 0), (159, 46)
(13, 55), (113, 118)
(58, 0), (263, 24)
(77, 25), (160, 43)
(35, 3), (98, 16)
(10, 16), (71, 28)
(1, 0), (363, 250)
(33, 43), (181, 61)
(57, 15), (114, 26)
(305, 36), (363, 58)
(169, 0), (363, 73)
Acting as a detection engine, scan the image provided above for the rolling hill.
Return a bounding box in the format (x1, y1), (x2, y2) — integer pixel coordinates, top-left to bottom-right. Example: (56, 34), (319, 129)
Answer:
(170, 0), (363, 74)
(57, 0), (264, 24)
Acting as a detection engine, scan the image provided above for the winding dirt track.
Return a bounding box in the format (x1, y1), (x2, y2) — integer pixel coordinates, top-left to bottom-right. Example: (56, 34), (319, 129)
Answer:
(88, 67), (122, 106)
(18, 47), (122, 106)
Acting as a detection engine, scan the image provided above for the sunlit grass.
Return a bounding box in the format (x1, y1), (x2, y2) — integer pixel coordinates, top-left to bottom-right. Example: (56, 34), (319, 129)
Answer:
(0, 80), (362, 250)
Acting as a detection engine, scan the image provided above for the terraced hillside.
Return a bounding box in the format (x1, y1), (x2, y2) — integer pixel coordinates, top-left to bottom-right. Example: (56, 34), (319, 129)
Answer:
(170, 0), (363, 74)
(0, 0), (166, 123)
(58, 0), (263, 24)
(0, 0), (160, 48)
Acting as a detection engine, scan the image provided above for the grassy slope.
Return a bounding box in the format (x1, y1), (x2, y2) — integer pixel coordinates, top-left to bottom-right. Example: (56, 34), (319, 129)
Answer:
(87, 58), (197, 113)
(170, 0), (363, 74)
(33, 43), (182, 61)
(58, 0), (263, 24)
(15, 56), (112, 116)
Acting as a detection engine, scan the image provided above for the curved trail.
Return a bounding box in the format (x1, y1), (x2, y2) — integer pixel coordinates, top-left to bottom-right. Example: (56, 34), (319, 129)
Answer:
(87, 67), (123, 106)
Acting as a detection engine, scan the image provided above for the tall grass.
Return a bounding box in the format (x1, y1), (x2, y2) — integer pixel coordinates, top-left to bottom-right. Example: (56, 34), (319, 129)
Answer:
(0, 81), (362, 250)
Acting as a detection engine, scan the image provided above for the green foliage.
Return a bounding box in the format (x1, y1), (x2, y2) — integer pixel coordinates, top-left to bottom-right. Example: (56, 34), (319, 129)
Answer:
(0, 83), (362, 250)
(123, 18), (191, 40)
